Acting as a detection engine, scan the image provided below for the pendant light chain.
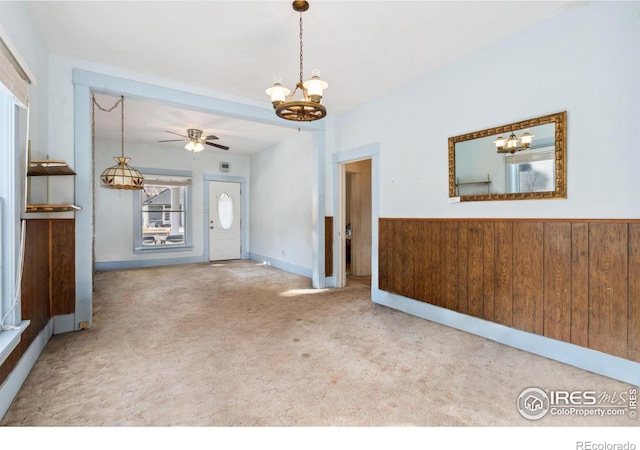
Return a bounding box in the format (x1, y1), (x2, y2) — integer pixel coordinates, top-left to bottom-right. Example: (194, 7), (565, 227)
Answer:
(299, 13), (304, 84)
(120, 96), (125, 158)
(91, 94), (96, 267)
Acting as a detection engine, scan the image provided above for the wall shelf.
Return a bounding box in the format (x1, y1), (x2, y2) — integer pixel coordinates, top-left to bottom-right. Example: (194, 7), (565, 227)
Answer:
(26, 204), (82, 213)
(26, 159), (81, 213)
(27, 160), (77, 176)
(455, 174), (491, 196)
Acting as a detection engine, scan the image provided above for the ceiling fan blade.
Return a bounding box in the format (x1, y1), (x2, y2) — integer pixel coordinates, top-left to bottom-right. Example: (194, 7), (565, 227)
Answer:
(205, 141), (230, 151)
(164, 131), (188, 138)
(157, 139), (186, 142)
(203, 135), (219, 141)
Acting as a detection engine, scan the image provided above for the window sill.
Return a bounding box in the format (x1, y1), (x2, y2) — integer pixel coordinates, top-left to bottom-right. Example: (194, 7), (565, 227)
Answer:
(134, 244), (194, 254)
(0, 320), (30, 366)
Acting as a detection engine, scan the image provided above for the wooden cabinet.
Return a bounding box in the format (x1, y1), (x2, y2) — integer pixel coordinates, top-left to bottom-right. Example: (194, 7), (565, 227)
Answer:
(21, 219), (75, 319)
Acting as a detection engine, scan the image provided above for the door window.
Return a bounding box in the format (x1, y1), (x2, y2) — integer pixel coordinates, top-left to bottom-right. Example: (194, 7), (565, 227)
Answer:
(218, 193), (234, 230)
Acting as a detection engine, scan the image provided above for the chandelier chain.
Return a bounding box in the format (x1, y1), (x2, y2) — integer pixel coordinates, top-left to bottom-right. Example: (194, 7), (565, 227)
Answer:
(299, 13), (304, 83)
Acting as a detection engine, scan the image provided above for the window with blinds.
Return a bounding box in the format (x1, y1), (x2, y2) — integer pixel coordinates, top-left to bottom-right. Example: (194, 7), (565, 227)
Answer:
(505, 147), (556, 193)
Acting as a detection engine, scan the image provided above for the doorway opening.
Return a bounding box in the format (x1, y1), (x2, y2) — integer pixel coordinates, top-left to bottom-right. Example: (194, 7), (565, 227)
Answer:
(343, 158), (372, 287)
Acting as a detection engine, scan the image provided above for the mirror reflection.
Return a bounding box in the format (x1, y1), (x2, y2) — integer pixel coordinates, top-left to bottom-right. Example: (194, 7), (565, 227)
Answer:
(448, 111), (566, 201)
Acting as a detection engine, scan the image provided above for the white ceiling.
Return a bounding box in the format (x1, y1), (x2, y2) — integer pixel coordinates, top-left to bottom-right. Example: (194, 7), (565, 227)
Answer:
(25, 0), (578, 155)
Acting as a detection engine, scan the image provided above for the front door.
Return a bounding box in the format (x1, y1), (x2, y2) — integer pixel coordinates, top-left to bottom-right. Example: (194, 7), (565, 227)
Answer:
(209, 181), (241, 261)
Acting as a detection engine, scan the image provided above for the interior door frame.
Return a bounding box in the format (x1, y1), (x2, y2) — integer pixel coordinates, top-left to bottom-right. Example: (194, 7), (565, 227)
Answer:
(204, 174), (248, 261)
(331, 143), (379, 291)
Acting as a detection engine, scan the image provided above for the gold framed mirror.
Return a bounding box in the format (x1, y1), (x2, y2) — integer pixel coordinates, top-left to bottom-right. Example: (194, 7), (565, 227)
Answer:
(448, 111), (566, 201)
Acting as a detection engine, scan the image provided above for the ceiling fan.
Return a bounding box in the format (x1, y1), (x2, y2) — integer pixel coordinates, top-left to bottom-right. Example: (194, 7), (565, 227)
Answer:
(158, 128), (230, 151)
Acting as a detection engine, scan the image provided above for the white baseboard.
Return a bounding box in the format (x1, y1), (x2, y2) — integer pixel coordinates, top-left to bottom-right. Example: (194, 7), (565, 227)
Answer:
(0, 319), (53, 420)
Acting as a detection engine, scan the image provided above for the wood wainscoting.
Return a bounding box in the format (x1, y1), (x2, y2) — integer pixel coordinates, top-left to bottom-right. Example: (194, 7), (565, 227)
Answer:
(325, 217), (333, 277)
(379, 218), (640, 363)
(0, 219), (75, 386)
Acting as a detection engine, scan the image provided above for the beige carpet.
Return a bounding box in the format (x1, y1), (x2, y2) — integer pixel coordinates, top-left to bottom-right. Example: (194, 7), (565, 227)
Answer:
(1, 260), (636, 427)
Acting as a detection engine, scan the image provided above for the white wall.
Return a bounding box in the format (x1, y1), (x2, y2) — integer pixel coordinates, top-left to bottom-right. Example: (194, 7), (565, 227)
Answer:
(0, 2), (49, 156)
(250, 132), (313, 275)
(330, 1), (640, 219)
(94, 139), (250, 264)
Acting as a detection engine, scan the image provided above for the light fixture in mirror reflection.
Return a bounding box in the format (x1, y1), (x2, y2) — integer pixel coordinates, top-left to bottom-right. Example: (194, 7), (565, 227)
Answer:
(448, 111), (566, 201)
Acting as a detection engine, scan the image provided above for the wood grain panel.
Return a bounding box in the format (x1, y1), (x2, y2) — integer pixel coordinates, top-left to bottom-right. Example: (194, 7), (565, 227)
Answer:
(629, 224), (640, 362)
(425, 222), (444, 306)
(570, 223), (589, 347)
(588, 223), (628, 359)
(325, 217), (333, 277)
(21, 220), (51, 322)
(390, 220), (403, 294)
(403, 220), (420, 300)
(457, 223), (469, 315)
(51, 220), (75, 316)
(512, 222), (544, 334)
(414, 221), (428, 303)
(467, 224), (484, 318)
(493, 222), (513, 327)
(482, 222), (496, 322)
(378, 220), (390, 292)
(543, 222), (572, 342)
(442, 222), (459, 312)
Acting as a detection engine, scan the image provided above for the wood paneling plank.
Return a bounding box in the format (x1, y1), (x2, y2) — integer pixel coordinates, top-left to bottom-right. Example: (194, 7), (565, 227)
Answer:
(494, 222), (513, 327)
(457, 223), (469, 315)
(390, 220), (403, 295)
(442, 222), (459, 311)
(588, 223), (628, 359)
(467, 224), (484, 318)
(414, 221), (428, 303)
(426, 221), (441, 306)
(403, 220), (420, 300)
(571, 223), (589, 347)
(378, 219), (391, 292)
(325, 217), (333, 277)
(512, 222), (544, 334)
(629, 224), (640, 362)
(51, 220), (76, 316)
(483, 222), (496, 321)
(543, 222), (572, 342)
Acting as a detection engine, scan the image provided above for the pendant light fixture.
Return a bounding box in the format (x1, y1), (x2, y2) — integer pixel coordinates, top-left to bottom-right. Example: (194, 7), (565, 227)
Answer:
(266, 1), (328, 122)
(92, 94), (145, 190)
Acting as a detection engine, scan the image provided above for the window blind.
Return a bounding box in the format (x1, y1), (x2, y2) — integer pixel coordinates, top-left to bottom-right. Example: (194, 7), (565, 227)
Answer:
(142, 175), (192, 187)
(505, 147), (555, 165)
(0, 37), (31, 107)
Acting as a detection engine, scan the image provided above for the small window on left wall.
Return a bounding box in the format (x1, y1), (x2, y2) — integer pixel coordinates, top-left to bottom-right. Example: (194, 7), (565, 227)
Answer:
(133, 173), (192, 252)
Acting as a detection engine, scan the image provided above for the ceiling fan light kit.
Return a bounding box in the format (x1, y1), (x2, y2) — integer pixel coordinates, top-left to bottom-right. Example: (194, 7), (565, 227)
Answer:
(266, 0), (328, 122)
(158, 127), (229, 152)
